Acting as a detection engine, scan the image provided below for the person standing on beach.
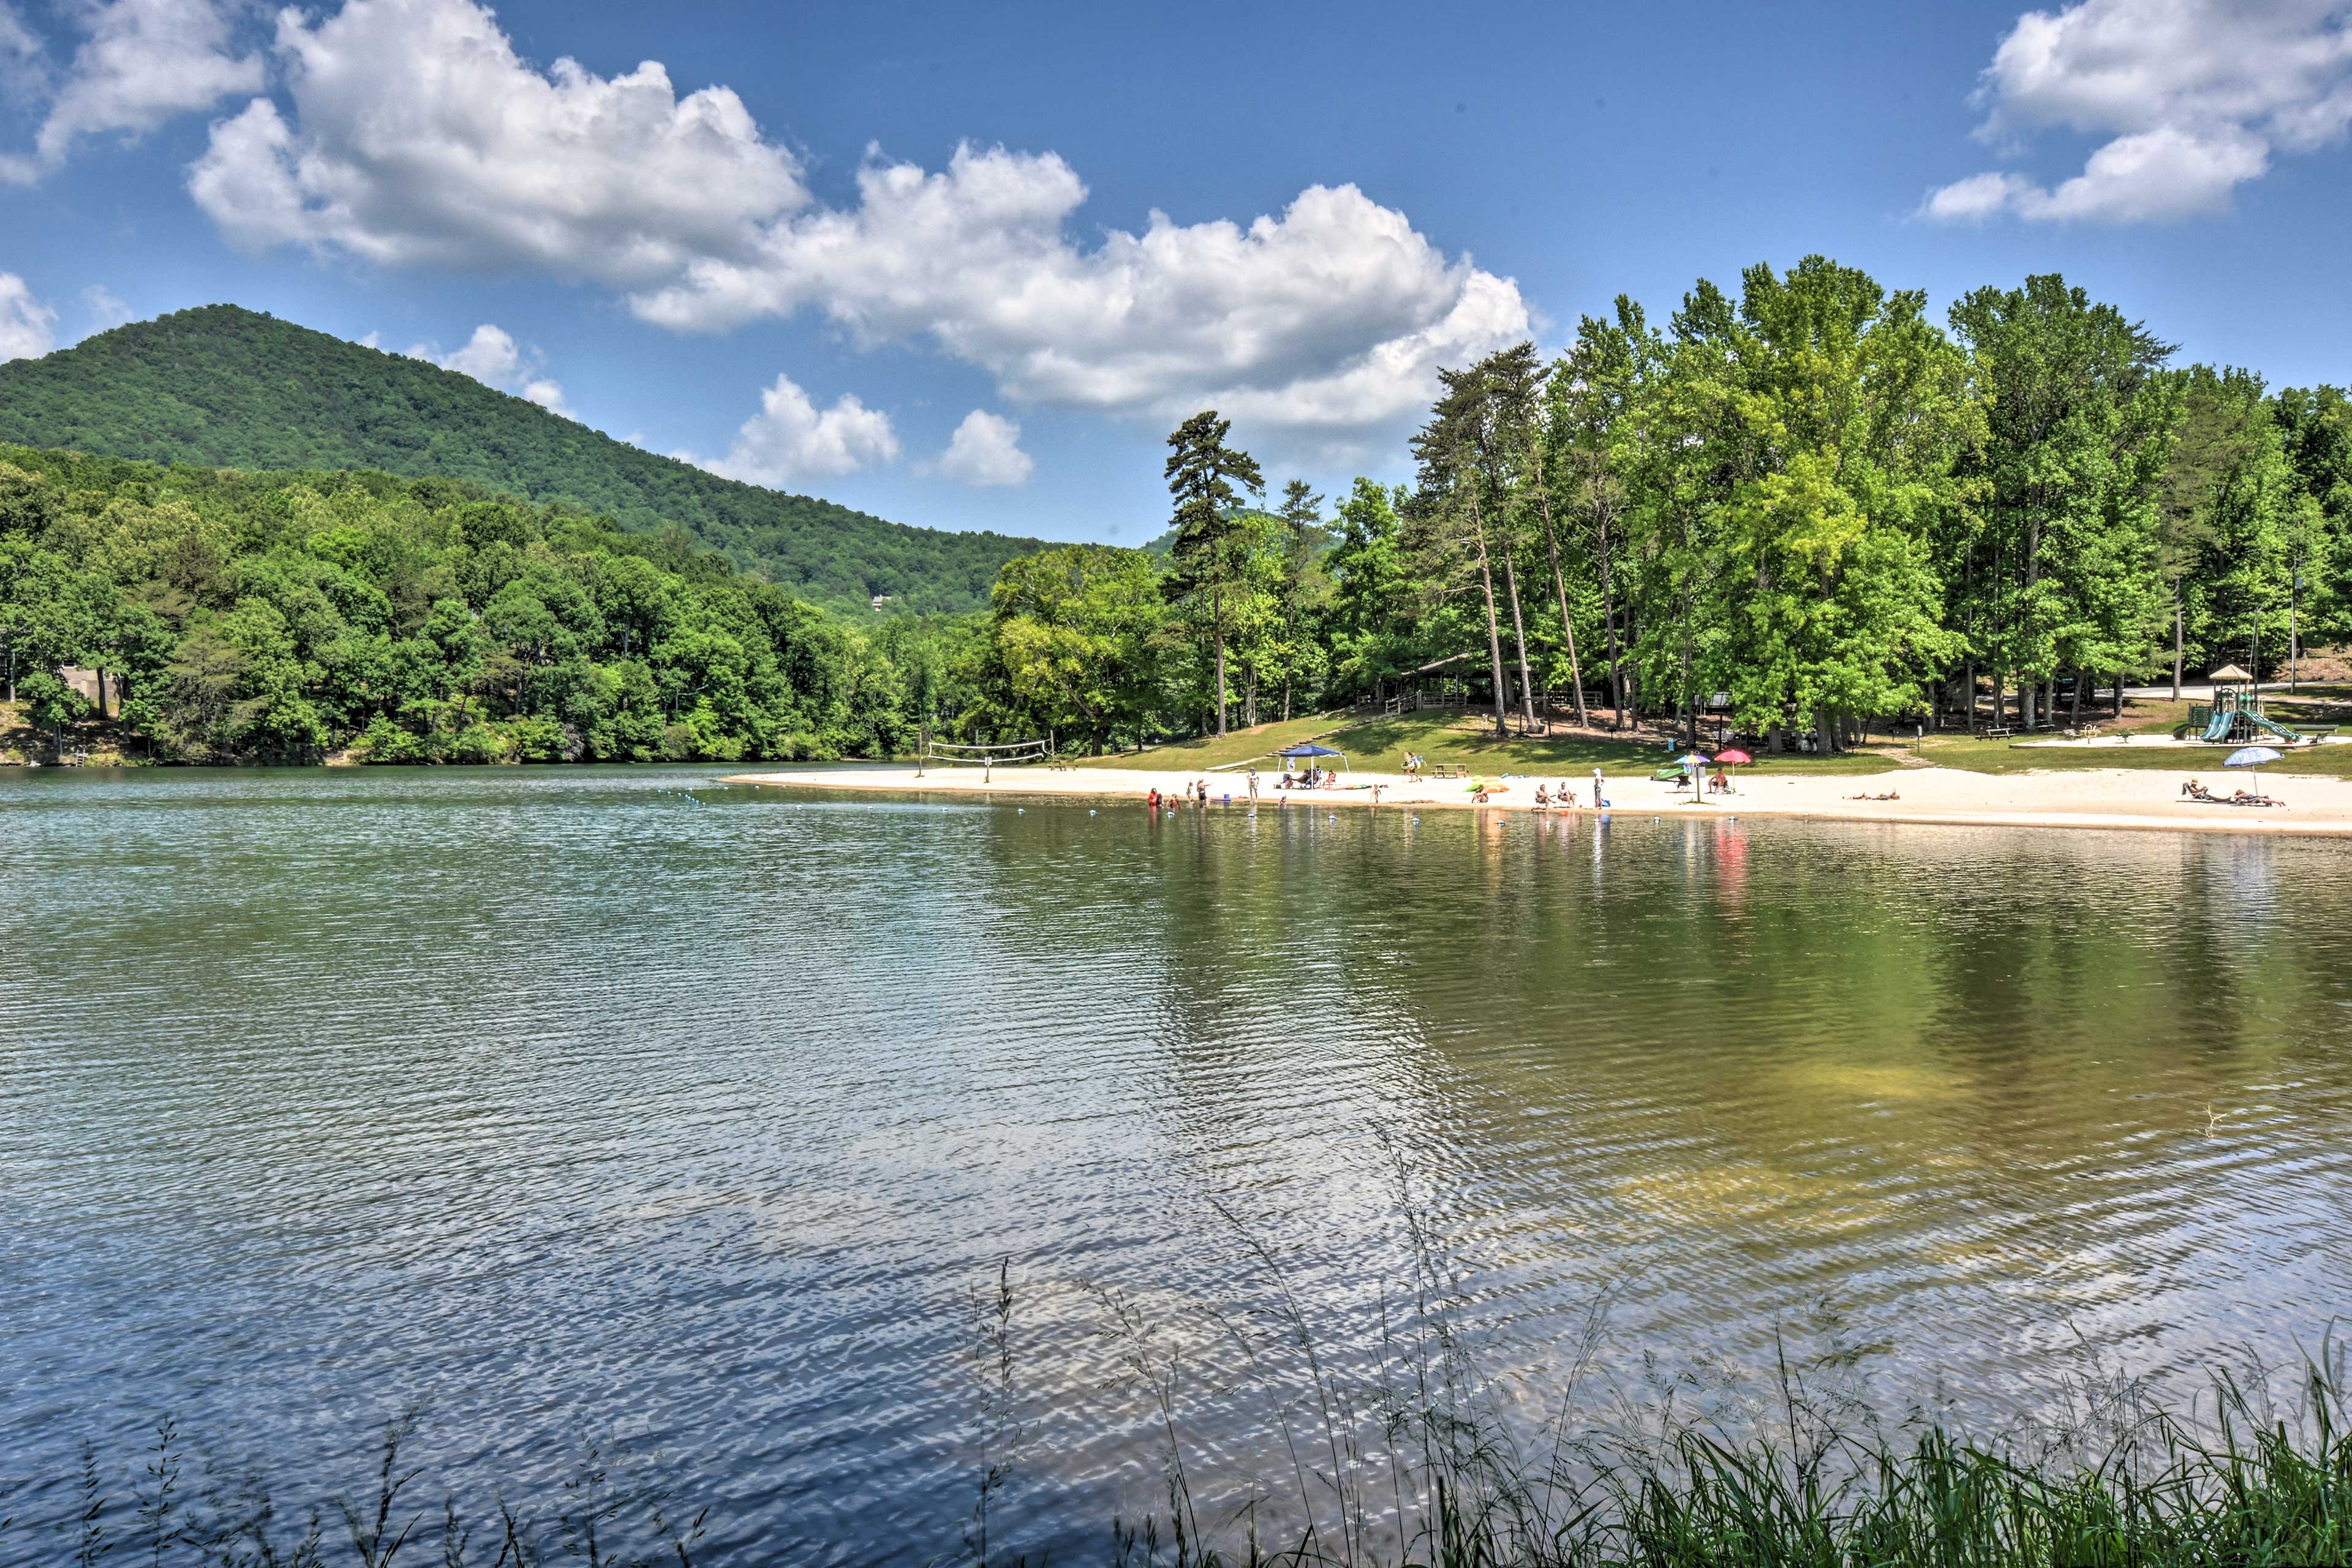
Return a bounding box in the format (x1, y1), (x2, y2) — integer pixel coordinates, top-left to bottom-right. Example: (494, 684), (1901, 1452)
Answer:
(1592, 766), (1605, 807)
(1247, 768), (1259, 801)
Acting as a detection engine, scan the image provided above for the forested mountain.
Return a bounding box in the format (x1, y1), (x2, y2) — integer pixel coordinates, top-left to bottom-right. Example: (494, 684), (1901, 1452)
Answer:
(0, 306), (1043, 614)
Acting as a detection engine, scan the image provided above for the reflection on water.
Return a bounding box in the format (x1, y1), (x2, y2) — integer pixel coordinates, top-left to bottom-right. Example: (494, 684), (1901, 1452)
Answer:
(3, 768), (2350, 1563)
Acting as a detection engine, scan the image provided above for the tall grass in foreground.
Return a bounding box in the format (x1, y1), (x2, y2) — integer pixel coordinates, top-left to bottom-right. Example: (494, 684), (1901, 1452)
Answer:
(1062, 1174), (2352, 1567)
(1088, 1345), (2352, 1567)
(0, 1412), (706, 1568)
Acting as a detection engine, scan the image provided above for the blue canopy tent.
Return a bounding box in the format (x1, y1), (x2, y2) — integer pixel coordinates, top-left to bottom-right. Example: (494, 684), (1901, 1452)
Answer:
(1276, 742), (1348, 785)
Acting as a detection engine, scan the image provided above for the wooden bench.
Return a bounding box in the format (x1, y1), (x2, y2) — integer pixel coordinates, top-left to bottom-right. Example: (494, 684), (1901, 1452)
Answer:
(1431, 762), (1469, 780)
(1983, 725), (2013, 739)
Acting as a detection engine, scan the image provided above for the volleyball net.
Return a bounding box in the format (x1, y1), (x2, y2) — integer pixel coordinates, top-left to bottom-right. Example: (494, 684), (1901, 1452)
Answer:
(921, 737), (1050, 771)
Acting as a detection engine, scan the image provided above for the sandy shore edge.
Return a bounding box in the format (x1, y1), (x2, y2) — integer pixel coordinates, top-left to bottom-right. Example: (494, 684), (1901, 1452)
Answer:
(720, 765), (2352, 839)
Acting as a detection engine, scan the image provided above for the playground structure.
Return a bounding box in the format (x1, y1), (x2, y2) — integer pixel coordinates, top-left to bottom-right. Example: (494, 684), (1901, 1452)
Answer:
(916, 736), (1049, 781)
(2186, 665), (2307, 747)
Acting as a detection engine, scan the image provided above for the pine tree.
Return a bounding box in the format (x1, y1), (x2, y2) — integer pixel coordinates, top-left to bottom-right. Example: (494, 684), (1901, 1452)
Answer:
(1163, 411), (1265, 736)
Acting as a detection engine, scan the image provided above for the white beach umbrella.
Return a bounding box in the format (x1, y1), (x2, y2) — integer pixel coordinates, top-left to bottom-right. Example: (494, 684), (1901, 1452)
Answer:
(2224, 744), (2282, 796)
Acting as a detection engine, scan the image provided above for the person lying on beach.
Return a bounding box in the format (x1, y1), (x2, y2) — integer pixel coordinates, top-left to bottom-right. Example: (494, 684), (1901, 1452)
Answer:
(1848, 790), (1901, 801)
(2180, 778), (2208, 799)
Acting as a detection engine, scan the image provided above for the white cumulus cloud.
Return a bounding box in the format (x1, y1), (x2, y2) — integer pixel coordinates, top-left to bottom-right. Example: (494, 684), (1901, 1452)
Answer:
(1, 0), (262, 185)
(680, 374), (900, 487)
(183, 0), (1525, 458)
(189, 0), (805, 280)
(633, 145), (1529, 448)
(1925, 0), (2352, 222)
(408, 323), (572, 416)
(933, 409), (1033, 488)
(0, 272), (56, 360)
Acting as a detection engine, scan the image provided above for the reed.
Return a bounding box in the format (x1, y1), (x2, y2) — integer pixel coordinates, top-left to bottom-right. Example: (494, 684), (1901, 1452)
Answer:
(1062, 1159), (2352, 1567)
(6, 1411), (705, 1568)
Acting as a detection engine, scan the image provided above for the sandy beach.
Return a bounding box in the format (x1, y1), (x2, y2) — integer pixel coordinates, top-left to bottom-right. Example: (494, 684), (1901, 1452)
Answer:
(723, 762), (2352, 837)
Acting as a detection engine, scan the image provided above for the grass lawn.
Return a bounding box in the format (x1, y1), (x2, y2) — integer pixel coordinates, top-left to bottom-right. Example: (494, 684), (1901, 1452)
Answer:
(1918, 730), (2352, 777)
(1068, 701), (2352, 782)
(1077, 712), (1363, 772)
(1076, 709), (1904, 777)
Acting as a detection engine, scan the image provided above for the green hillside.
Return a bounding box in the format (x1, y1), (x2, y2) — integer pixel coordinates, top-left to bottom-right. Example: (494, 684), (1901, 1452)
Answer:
(0, 305), (1042, 613)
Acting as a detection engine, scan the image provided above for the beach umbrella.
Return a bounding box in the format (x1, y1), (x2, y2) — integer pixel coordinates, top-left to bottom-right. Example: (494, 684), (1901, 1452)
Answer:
(2225, 744), (2282, 794)
(1715, 748), (1753, 766)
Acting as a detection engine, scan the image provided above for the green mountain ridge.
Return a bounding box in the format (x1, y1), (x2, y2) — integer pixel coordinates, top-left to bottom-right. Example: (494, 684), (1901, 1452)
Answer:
(0, 304), (1044, 613)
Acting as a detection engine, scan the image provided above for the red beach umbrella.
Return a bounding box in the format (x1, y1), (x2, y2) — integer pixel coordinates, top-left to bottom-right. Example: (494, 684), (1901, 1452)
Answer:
(1715, 748), (1754, 766)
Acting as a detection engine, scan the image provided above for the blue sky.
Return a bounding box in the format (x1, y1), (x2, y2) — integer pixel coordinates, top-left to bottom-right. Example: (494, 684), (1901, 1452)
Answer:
(3, 0), (2350, 545)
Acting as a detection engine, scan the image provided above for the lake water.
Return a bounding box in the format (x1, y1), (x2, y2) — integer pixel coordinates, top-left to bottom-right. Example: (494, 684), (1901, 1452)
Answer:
(4, 766), (2350, 1562)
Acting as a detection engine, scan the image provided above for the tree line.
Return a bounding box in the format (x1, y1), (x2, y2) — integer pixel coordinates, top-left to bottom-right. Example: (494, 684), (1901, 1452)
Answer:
(963, 260), (2351, 755)
(0, 448), (973, 763)
(7, 258), (2346, 766)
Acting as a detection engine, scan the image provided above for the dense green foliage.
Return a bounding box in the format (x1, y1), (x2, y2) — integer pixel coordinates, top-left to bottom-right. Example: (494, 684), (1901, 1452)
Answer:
(0, 306), (1045, 612)
(0, 446), (975, 763)
(10, 264), (2346, 766)
(962, 260), (2352, 756)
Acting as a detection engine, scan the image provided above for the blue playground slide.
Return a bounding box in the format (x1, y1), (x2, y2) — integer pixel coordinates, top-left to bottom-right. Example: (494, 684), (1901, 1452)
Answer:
(2241, 709), (2304, 744)
(2203, 706), (2304, 744)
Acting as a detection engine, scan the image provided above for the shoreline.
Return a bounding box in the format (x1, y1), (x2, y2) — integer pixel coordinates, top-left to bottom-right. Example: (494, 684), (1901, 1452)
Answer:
(722, 764), (2352, 839)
